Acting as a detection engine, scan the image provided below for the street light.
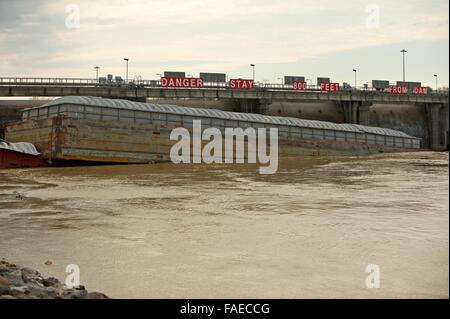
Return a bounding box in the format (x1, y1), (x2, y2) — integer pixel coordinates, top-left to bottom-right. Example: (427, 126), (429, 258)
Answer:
(434, 74), (438, 91)
(400, 49), (407, 82)
(250, 64), (255, 81)
(352, 69), (357, 88)
(124, 58), (129, 83)
(94, 66), (100, 82)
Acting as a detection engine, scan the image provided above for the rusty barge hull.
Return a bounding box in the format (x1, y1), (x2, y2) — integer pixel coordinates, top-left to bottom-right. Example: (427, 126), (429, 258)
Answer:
(0, 148), (50, 169)
(4, 96), (421, 163)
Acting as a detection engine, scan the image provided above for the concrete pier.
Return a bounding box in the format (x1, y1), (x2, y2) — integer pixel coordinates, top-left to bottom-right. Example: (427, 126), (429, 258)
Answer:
(340, 101), (372, 126)
(426, 103), (449, 150)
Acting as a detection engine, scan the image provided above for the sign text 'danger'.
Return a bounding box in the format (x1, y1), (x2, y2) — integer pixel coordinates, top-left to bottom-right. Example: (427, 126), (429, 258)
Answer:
(161, 77), (203, 88)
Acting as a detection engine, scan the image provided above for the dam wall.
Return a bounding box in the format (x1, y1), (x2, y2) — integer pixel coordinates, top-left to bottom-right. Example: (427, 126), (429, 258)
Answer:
(368, 104), (429, 148)
(264, 101), (346, 123)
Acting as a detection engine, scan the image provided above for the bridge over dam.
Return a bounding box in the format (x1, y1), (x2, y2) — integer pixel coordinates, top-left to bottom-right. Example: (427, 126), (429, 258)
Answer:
(0, 77), (448, 150)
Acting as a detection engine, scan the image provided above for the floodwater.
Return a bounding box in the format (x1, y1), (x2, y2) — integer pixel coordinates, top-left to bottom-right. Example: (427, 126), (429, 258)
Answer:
(0, 152), (448, 298)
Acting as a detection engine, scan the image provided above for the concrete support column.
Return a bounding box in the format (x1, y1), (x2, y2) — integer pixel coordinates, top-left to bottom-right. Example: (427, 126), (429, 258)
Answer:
(237, 99), (256, 113)
(425, 103), (443, 150)
(442, 104), (449, 149)
(357, 102), (372, 126)
(351, 102), (358, 124)
(256, 99), (272, 115)
(340, 101), (372, 125)
(237, 99), (271, 114)
(341, 101), (355, 123)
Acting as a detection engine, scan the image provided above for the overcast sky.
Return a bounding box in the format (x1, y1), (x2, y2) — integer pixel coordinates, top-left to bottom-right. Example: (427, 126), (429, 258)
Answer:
(0, 0), (448, 87)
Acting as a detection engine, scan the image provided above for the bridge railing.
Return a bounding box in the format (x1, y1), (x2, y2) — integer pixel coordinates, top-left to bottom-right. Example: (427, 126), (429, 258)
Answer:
(0, 77), (98, 85)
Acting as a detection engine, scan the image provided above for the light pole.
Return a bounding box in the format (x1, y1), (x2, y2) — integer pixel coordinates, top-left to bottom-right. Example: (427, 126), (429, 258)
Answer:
(250, 64), (255, 81)
(400, 49), (407, 82)
(352, 69), (357, 88)
(124, 58), (129, 83)
(434, 74), (438, 91)
(94, 66), (100, 82)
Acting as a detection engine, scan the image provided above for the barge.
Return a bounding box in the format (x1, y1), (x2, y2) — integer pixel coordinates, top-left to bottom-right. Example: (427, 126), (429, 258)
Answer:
(4, 96), (421, 164)
(0, 140), (49, 169)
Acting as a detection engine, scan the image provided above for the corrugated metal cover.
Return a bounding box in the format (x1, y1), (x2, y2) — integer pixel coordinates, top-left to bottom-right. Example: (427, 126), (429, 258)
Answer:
(0, 141), (40, 155)
(36, 96), (415, 138)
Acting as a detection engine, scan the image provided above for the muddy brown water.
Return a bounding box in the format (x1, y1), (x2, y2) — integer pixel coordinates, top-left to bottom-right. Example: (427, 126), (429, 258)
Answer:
(0, 152), (448, 298)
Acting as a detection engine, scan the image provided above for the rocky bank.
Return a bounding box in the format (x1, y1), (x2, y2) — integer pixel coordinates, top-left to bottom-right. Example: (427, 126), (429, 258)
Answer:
(0, 259), (109, 299)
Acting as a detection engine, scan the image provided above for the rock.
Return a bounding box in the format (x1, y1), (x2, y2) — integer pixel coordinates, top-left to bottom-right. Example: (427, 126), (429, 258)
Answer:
(43, 277), (60, 287)
(21, 267), (41, 277)
(0, 259), (109, 299)
(42, 287), (59, 299)
(0, 276), (10, 295)
(1, 259), (17, 269)
(4, 269), (24, 286)
(21, 267), (44, 285)
(9, 286), (29, 298)
(10, 286), (28, 294)
(64, 289), (88, 299)
(27, 286), (58, 299)
(0, 264), (8, 274)
(86, 292), (109, 299)
(44, 260), (53, 266)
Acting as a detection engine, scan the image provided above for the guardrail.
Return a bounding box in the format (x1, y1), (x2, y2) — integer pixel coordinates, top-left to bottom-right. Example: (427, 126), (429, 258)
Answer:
(0, 77), (99, 85)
